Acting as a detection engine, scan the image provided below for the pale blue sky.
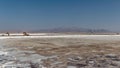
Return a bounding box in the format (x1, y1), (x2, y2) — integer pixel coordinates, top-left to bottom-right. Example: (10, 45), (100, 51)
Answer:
(0, 0), (120, 31)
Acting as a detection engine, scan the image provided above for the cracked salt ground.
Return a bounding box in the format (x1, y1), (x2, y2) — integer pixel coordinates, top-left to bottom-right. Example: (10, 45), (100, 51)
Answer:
(0, 44), (47, 68)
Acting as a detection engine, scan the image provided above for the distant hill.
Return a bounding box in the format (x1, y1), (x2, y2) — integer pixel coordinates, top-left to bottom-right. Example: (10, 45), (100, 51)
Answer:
(30, 27), (111, 33)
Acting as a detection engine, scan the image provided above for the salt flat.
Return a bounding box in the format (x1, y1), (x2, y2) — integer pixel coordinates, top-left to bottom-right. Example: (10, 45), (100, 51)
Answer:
(1, 34), (120, 68)
(1, 34), (120, 41)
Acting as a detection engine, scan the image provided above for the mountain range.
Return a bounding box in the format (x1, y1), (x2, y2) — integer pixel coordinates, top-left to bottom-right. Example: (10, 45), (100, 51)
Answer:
(30, 27), (112, 33)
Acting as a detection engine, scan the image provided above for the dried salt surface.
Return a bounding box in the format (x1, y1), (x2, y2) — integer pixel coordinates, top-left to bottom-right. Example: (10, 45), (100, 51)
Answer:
(67, 66), (77, 68)
(0, 39), (50, 68)
(0, 34), (120, 68)
(0, 51), (45, 68)
(0, 35), (120, 41)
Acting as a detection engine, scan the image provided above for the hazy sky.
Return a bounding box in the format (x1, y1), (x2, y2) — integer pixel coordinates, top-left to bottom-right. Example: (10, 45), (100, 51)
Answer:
(0, 0), (120, 31)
